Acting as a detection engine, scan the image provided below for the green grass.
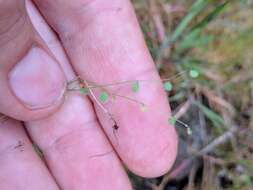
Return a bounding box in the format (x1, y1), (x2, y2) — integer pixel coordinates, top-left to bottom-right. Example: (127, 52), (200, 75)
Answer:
(68, 1), (253, 189)
(131, 0), (253, 189)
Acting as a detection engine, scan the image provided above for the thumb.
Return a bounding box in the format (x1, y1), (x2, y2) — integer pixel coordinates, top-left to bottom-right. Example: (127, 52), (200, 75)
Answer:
(0, 0), (66, 121)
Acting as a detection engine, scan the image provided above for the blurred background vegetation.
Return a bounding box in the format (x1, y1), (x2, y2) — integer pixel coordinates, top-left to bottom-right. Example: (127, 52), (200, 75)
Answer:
(129, 0), (253, 189)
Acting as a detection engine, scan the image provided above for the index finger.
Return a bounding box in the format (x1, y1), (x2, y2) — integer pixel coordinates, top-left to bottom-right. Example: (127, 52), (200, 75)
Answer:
(33, 0), (177, 177)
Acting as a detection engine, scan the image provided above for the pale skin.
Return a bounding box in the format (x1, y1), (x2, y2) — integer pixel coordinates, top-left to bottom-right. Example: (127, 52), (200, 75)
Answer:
(0, 0), (178, 189)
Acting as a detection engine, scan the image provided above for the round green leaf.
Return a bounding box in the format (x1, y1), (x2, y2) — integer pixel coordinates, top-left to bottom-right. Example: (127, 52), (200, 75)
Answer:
(189, 69), (199, 78)
(79, 88), (89, 95)
(164, 82), (173, 92)
(99, 91), (109, 103)
(132, 81), (140, 93)
(168, 117), (177, 125)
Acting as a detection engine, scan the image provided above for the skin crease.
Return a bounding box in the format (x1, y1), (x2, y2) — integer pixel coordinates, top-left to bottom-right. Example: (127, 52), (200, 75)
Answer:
(0, 0), (178, 189)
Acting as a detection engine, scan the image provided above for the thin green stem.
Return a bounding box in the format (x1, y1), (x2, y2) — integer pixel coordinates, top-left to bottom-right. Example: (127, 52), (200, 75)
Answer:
(111, 93), (146, 106)
(86, 71), (187, 89)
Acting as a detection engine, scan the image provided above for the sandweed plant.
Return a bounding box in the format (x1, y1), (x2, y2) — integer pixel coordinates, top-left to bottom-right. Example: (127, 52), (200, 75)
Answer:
(67, 69), (199, 140)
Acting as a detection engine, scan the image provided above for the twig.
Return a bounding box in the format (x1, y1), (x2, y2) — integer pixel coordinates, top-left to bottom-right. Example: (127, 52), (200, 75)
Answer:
(186, 162), (198, 190)
(149, 158), (193, 190)
(153, 126), (239, 190)
(149, 0), (165, 43)
(198, 126), (237, 155)
(173, 99), (191, 119)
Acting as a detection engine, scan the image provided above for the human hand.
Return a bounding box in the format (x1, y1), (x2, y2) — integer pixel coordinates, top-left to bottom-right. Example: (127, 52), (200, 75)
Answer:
(0, 0), (177, 189)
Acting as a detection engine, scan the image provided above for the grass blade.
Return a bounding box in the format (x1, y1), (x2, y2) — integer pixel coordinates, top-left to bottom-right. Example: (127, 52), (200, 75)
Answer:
(171, 0), (208, 42)
(177, 1), (229, 52)
(194, 101), (225, 132)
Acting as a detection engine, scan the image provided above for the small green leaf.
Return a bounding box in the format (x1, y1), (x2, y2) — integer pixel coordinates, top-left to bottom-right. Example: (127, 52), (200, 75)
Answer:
(164, 82), (173, 91)
(99, 91), (109, 103)
(132, 81), (140, 92)
(79, 88), (89, 95)
(189, 69), (199, 78)
(187, 128), (192, 135)
(168, 117), (177, 125)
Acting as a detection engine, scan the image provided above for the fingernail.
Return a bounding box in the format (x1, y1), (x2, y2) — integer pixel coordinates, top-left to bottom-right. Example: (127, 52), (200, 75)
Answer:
(9, 47), (66, 109)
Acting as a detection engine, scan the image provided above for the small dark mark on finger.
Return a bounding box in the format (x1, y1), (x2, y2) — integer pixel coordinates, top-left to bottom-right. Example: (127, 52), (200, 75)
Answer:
(113, 124), (119, 130)
(116, 7), (122, 12)
(14, 141), (24, 152)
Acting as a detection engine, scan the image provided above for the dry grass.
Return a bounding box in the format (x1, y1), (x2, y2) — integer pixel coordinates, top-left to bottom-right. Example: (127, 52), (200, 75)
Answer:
(129, 0), (253, 189)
